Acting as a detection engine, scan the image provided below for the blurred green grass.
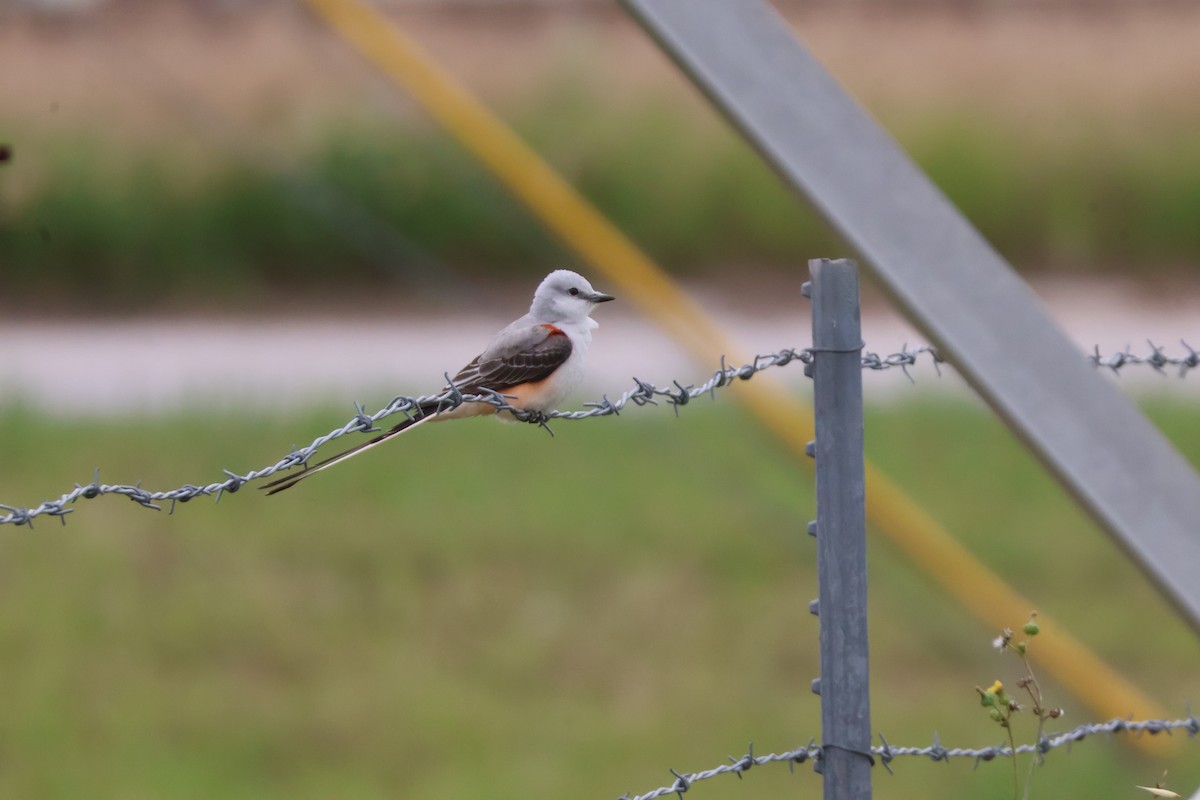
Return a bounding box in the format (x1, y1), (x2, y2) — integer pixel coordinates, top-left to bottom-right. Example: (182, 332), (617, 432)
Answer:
(1, 397), (1197, 799)
(4, 97), (1200, 308)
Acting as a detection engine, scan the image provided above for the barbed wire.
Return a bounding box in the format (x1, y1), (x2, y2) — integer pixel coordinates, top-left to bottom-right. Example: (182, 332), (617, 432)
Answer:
(1092, 340), (1200, 378)
(1, 342), (1194, 527)
(619, 714), (1199, 800)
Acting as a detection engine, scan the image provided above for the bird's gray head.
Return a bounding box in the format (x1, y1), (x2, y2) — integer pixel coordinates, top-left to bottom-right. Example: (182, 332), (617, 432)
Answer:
(529, 269), (614, 324)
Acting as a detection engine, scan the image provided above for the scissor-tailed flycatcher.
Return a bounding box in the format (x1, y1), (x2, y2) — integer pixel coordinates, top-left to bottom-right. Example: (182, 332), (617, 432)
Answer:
(260, 269), (614, 495)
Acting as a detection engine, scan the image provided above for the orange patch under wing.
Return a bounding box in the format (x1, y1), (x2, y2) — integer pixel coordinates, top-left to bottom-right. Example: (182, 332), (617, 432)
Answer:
(503, 376), (552, 408)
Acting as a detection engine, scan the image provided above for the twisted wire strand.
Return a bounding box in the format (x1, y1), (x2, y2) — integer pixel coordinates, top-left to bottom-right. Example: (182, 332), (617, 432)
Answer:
(620, 714), (1199, 800)
(3, 342), (1196, 527)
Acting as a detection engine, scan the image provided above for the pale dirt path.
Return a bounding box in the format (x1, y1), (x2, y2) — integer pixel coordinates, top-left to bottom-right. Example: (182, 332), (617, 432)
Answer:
(2, 279), (1197, 416)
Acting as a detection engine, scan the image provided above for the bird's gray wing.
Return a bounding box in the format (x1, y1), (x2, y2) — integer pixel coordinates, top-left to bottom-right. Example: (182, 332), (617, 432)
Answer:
(446, 323), (573, 394)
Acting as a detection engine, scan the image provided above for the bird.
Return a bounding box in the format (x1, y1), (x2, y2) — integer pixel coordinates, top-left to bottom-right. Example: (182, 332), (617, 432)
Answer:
(259, 269), (614, 495)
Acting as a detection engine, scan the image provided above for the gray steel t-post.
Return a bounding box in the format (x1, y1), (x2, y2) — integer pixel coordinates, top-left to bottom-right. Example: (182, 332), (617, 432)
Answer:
(620, 0), (1200, 632)
(808, 259), (872, 800)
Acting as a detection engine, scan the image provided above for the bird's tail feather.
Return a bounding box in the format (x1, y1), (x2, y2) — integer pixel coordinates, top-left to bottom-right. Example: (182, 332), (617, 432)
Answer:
(260, 409), (435, 495)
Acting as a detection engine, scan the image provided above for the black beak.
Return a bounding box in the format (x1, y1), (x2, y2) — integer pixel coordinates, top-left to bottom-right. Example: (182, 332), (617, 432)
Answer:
(589, 291), (615, 303)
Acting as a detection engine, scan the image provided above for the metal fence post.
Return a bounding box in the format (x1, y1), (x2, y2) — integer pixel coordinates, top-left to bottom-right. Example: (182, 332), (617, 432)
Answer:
(806, 258), (872, 800)
(620, 0), (1200, 632)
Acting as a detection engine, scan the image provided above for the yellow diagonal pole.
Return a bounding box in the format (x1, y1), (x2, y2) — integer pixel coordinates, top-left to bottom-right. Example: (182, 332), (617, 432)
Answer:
(302, 0), (1174, 748)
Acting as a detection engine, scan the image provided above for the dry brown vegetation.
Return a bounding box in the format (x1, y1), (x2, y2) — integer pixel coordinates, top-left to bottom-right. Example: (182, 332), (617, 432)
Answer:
(3, 2), (1198, 307)
(2, 2), (1198, 146)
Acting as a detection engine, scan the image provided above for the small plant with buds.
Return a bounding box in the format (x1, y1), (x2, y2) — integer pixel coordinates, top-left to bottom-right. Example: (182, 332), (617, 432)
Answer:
(976, 612), (1065, 800)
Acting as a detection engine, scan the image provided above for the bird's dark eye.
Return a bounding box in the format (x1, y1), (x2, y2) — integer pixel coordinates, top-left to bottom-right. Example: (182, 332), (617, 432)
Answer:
(568, 287), (580, 296)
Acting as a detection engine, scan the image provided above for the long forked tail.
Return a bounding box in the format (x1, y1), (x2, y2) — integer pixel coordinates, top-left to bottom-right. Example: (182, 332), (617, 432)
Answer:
(259, 411), (435, 495)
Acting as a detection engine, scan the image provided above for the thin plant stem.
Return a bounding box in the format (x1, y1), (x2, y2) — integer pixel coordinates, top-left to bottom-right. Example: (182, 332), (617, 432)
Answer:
(1018, 651), (1046, 800)
(1005, 718), (1019, 800)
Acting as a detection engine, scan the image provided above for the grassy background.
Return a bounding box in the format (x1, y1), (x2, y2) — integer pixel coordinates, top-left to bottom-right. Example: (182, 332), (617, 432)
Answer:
(3, 3), (1200, 311)
(5, 110), (1200, 310)
(1, 398), (1197, 799)
(2, 4), (1198, 795)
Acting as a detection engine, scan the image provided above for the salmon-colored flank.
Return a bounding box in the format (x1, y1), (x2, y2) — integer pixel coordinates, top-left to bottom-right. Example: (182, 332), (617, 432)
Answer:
(503, 378), (550, 407)
(540, 323), (566, 336)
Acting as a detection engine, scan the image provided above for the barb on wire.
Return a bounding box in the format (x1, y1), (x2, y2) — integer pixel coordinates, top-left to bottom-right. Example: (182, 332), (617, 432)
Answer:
(1091, 339), (1200, 378)
(2, 342), (1195, 527)
(620, 714), (1199, 800)
(860, 343), (941, 382)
